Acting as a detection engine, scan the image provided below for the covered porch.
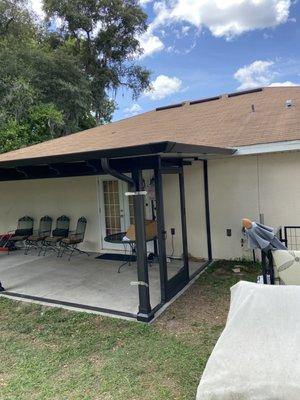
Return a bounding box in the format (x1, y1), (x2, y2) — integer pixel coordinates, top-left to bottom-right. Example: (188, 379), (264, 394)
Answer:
(0, 141), (234, 321)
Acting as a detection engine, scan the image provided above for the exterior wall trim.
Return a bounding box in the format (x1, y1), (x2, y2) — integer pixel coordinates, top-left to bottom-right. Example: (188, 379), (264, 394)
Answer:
(235, 140), (300, 156)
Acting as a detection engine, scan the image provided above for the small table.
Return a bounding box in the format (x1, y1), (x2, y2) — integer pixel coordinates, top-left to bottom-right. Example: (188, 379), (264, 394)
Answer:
(104, 232), (136, 273)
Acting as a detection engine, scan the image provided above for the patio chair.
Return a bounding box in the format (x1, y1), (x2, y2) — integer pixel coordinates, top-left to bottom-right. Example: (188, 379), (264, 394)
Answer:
(9, 216), (34, 248)
(59, 217), (89, 260)
(24, 216), (53, 255)
(40, 215), (70, 256)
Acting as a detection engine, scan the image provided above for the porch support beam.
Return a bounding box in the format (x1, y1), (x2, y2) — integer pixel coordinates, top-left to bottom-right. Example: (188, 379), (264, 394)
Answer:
(203, 160), (212, 260)
(132, 168), (152, 322)
(154, 164), (168, 302)
(179, 166), (189, 278)
(0, 157), (187, 182)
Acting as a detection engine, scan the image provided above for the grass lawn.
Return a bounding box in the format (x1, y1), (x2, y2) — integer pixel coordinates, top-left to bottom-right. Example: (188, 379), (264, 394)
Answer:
(0, 261), (260, 400)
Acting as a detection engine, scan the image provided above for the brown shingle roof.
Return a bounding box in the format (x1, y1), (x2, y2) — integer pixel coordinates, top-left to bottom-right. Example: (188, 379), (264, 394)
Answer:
(0, 86), (299, 164)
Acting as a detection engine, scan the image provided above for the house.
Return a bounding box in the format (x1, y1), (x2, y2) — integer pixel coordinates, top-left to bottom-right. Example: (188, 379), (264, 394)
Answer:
(0, 86), (299, 321)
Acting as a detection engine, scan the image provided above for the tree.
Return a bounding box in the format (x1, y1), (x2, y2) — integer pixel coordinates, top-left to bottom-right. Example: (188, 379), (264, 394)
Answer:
(0, 103), (63, 153)
(0, 35), (94, 140)
(44, 0), (150, 123)
(0, 0), (94, 148)
(0, 0), (35, 38)
(0, 0), (150, 153)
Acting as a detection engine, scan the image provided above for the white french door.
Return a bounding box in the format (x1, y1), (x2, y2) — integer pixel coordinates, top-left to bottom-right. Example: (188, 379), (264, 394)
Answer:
(99, 177), (134, 251)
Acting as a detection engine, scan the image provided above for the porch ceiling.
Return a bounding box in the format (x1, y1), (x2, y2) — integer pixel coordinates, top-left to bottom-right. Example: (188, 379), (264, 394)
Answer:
(0, 141), (235, 182)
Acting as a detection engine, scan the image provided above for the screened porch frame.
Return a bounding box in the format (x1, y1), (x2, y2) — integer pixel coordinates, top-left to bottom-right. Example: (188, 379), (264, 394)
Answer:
(0, 141), (234, 321)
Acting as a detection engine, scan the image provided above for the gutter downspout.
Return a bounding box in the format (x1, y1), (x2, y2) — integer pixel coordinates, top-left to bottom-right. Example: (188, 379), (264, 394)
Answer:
(101, 158), (135, 188)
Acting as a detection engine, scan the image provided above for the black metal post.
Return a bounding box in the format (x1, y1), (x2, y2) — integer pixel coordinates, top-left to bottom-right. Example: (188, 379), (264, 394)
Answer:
(154, 167), (168, 302)
(267, 250), (275, 284)
(261, 249), (275, 285)
(151, 200), (158, 258)
(178, 169), (189, 279)
(261, 251), (268, 284)
(132, 168), (152, 322)
(203, 160), (212, 260)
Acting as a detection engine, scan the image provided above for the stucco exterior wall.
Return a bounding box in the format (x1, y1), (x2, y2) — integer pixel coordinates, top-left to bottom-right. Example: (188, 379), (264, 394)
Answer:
(0, 176), (100, 252)
(208, 151), (300, 260)
(0, 151), (298, 260)
(162, 151), (300, 261)
(258, 152), (300, 227)
(208, 156), (260, 260)
(162, 162), (208, 260)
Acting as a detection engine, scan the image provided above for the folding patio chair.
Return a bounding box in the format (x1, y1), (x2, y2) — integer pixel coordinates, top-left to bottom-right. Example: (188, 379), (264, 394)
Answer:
(24, 216), (52, 255)
(9, 216), (34, 248)
(40, 215), (70, 256)
(59, 217), (89, 260)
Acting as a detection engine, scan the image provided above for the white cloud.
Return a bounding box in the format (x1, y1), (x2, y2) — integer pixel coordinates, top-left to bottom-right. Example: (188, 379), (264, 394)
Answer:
(234, 60), (300, 89)
(234, 60), (275, 89)
(145, 75), (182, 100)
(150, 0), (292, 39)
(269, 81), (300, 86)
(139, 30), (165, 58)
(124, 103), (143, 116)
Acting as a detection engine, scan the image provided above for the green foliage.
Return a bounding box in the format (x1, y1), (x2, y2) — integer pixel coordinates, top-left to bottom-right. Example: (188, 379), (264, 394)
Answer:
(0, 0), (36, 38)
(0, 103), (63, 153)
(44, 0), (150, 124)
(0, 0), (150, 153)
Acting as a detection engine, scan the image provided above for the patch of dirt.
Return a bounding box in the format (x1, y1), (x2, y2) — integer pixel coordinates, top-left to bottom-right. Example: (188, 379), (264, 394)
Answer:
(155, 260), (259, 336)
(213, 267), (232, 276)
(154, 279), (230, 335)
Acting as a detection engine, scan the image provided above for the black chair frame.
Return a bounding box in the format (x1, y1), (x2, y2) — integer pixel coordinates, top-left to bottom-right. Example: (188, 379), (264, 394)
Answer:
(59, 217), (89, 260)
(24, 216), (53, 255)
(8, 216), (34, 249)
(39, 215), (70, 256)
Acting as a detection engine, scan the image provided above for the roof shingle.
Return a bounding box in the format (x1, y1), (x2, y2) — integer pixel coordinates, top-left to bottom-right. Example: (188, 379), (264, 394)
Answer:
(0, 86), (299, 163)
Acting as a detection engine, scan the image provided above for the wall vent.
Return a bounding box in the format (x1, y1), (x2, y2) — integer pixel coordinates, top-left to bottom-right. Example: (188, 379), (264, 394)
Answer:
(228, 88), (263, 98)
(190, 95), (221, 105)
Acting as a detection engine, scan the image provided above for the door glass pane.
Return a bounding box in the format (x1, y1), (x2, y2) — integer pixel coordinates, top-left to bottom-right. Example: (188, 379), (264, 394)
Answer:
(128, 185), (135, 226)
(126, 185), (134, 226)
(103, 180), (122, 235)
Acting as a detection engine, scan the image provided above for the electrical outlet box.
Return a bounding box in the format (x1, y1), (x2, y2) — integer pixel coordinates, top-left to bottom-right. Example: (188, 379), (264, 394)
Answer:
(226, 229), (232, 237)
(171, 228), (175, 235)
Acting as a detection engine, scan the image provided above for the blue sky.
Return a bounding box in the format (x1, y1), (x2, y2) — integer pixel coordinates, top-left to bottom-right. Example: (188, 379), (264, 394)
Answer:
(31, 0), (300, 121)
(113, 0), (300, 120)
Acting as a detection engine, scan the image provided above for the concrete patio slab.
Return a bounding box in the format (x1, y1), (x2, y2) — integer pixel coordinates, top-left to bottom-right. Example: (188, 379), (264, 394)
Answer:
(0, 250), (203, 317)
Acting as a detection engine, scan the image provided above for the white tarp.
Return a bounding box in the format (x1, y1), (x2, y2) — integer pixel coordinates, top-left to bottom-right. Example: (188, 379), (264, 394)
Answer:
(196, 281), (300, 400)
